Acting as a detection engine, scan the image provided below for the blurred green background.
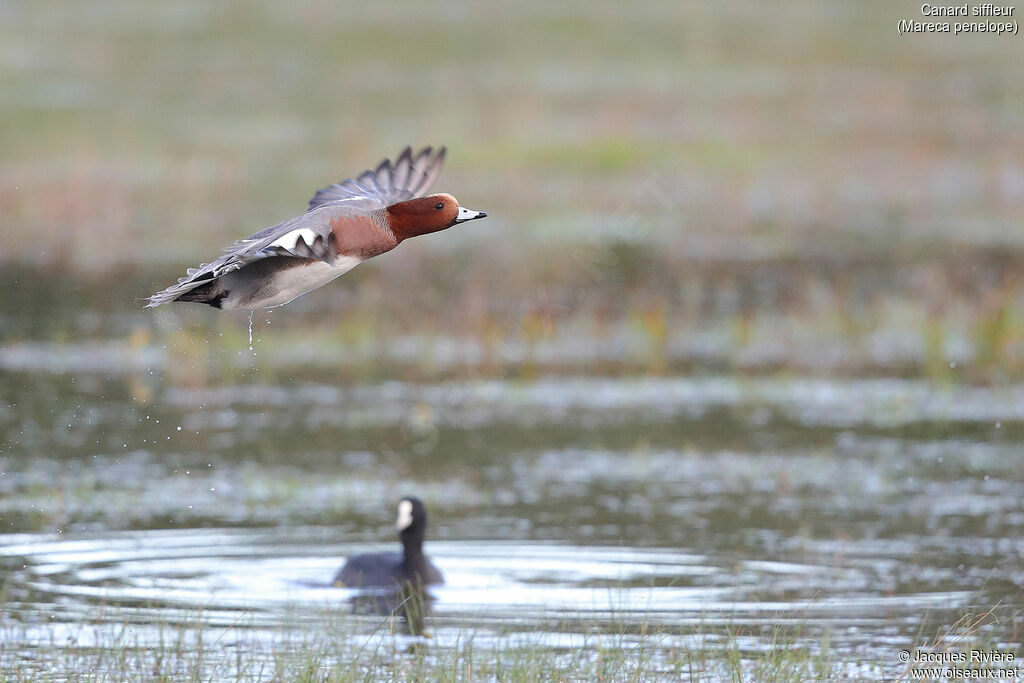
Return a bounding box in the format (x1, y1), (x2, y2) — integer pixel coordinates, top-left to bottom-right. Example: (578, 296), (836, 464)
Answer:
(3, 0), (1024, 381)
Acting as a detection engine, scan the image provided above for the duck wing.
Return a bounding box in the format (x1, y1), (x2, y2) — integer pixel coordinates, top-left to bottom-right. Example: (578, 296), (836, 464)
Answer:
(144, 212), (340, 307)
(307, 146), (446, 212)
(146, 147), (443, 308)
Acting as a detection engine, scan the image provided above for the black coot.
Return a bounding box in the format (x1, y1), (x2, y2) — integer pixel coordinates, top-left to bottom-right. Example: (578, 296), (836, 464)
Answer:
(333, 497), (443, 589)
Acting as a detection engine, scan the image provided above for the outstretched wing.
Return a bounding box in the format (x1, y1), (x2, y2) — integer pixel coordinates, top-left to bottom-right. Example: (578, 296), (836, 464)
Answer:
(144, 214), (338, 307)
(147, 146), (445, 308)
(307, 145), (446, 212)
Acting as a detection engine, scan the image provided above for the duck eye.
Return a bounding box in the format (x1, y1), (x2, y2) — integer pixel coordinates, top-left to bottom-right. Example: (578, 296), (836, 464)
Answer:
(434, 202), (444, 210)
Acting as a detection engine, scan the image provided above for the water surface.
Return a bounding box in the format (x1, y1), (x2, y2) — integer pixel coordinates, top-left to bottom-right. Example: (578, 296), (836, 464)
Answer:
(1, 273), (1022, 679)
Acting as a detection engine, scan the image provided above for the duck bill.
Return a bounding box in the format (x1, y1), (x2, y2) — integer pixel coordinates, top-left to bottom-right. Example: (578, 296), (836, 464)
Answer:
(454, 206), (487, 224)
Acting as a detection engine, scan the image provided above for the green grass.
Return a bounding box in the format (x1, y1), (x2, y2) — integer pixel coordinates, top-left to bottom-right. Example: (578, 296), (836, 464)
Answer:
(5, 605), (1013, 682)
(4, 0), (1024, 385)
(0, 609), (844, 682)
(2, 0), (1023, 270)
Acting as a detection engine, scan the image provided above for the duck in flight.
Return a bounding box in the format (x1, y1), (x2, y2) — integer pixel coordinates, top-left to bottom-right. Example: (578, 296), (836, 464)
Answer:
(146, 146), (486, 311)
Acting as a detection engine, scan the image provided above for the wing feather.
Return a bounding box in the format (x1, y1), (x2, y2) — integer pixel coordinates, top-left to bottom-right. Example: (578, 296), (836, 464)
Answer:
(306, 145), (446, 212)
(148, 146), (447, 307)
(145, 214), (337, 307)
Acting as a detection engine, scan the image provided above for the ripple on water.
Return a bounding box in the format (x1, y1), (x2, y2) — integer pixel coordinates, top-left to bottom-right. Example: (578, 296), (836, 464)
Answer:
(0, 527), (976, 666)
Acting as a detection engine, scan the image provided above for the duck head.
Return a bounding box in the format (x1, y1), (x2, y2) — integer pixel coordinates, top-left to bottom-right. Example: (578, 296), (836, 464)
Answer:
(387, 193), (486, 241)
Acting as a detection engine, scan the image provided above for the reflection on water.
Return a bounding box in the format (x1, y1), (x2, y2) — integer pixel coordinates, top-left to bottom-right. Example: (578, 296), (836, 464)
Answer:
(0, 526), (1010, 678)
(0, 529), (969, 627)
(1, 270), (1022, 677)
(347, 589), (435, 637)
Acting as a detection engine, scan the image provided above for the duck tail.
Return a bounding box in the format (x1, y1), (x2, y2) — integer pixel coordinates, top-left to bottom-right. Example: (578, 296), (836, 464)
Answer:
(169, 282), (226, 308)
(145, 278), (226, 309)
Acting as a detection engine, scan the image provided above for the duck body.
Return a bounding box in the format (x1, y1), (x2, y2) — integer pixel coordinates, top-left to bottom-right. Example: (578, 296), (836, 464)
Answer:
(333, 497), (444, 590)
(146, 146), (486, 311)
(176, 205), (389, 310)
(334, 550), (444, 589)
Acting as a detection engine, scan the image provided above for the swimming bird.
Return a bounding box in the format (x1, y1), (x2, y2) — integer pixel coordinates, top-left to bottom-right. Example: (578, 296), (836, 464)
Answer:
(146, 146), (486, 310)
(333, 497), (444, 589)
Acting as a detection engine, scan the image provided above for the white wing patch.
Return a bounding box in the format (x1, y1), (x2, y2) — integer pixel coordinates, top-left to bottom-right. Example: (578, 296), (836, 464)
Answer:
(269, 228), (319, 252)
